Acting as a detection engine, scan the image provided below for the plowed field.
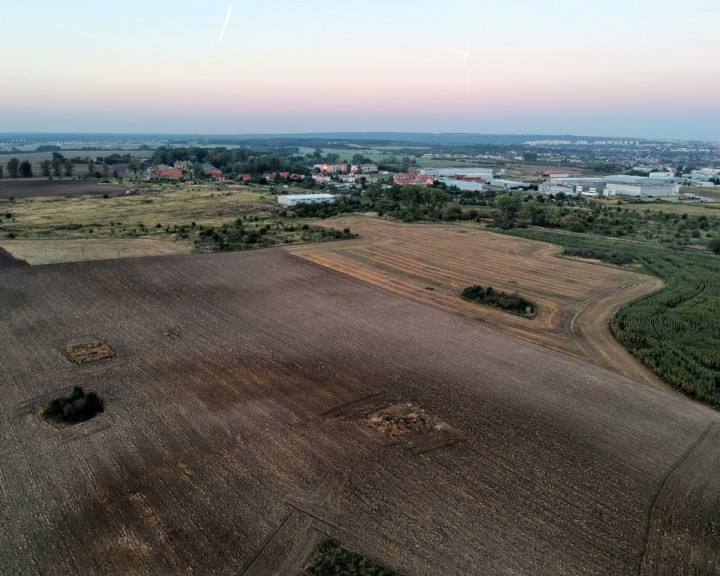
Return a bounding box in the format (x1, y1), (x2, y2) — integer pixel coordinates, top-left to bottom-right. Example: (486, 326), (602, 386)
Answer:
(1, 249), (718, 575)
(288, 215), (665, 387)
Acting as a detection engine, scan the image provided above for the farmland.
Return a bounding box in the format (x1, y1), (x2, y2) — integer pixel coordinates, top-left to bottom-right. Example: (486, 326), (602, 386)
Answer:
(1, 249), (719, 575)
(499, 226), (720, 407)
(0, 181), (350, 264)
(288, 215), (664, 388)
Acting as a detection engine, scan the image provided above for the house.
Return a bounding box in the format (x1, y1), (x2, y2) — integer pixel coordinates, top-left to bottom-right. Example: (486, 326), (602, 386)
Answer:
(312, 173), (332, 183)
(264, 172), (290, 180)
(202, 163), (225, 180)
(393, 173), (435, 186)
(145, 164), (182, 179)
(314, 163), (348, 173)
(159, 168), (183, 179)
(237, 173), (251, 183)
(351, 163), (378, 174)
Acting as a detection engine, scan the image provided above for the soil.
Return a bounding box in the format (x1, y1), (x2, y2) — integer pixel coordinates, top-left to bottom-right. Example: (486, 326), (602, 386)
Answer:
(287, 214), (666, 388)
(0, 179), (128, 199)
(1, 249), (718, 575)
(0, 246), (28, 268)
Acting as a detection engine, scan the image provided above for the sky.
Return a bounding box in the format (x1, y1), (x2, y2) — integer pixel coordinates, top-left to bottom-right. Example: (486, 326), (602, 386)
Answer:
(2, 0), (719, 141)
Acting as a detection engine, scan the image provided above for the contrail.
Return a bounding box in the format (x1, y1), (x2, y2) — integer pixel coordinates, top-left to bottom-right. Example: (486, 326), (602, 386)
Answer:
(434, 38), (470, 66)
(217, 6), (232, 48)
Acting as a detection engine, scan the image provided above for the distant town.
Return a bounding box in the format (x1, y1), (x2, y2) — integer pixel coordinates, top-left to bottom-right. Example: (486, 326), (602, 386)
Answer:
(1, 133), (717, 204)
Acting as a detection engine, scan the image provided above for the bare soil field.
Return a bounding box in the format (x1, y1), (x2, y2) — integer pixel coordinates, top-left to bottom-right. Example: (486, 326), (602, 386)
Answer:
(0, 179), (129, 199)
(287, 215), (665, 387)
(1, 249), (718, 575)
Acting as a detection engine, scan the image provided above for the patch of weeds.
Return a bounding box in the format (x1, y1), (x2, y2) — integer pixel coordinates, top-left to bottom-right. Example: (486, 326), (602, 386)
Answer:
(64, 340), (115, 365)
(367, 402), (439, 436)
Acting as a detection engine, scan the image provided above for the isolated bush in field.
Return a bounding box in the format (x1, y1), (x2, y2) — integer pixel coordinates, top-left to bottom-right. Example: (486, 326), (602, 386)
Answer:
(461, 285), (536, 317)
(41, 387), (104, 425)
(301, 540), (398, 576)
(708, 238), (720, 255)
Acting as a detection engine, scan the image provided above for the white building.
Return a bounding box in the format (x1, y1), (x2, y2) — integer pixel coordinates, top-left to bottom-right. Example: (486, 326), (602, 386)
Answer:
(489, 179), (530, 190)
(440, 179), (483, 191)
(604, 183), (679, 197)
(419, 167), (494, 180)
(277, 194), (336, 207)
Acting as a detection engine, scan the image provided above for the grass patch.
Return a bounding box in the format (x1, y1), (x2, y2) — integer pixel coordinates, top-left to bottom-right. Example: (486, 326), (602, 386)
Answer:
(64, 340), (115, 365)
(301, 540), (399, 576)
(40, 386), (104, 426)
(461, 284), (536, 317)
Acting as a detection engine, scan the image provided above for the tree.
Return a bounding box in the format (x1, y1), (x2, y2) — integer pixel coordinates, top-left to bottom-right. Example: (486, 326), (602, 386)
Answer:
(40, 159), (52, 178)
(19, 160), (33, 178)
(192, 161), (206, 180)
(63, 159), (74, 177)
(86, 161), (96, 178)
(51, 152), (65, 177)
(6, 158), (20, 178)
(128, 157), (142, 179)
(495, 194), (521, 222)
(0, 166), (3, 178)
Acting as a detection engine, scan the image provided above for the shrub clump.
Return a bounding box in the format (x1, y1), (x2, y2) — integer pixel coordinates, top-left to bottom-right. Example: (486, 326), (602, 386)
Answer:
(562, 247), (635, 265)
(301, 540), (398, 576)
(461, 285), (536, 317)
(41, 386), (104, 425)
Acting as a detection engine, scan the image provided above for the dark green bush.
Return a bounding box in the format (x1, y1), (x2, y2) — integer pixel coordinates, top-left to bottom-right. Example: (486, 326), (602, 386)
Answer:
(461, 285), (536, 316)
(42, 387), (104, 424)
(301, 540), (398, 576)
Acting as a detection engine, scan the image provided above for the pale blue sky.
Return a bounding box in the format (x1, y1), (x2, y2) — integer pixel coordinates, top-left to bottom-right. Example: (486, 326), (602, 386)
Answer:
(2, 0), (719, 140)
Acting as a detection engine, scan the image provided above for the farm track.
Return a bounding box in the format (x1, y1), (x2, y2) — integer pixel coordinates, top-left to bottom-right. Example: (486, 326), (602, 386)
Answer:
(1, 248), (718, 575)
(288, 214), (665, 388)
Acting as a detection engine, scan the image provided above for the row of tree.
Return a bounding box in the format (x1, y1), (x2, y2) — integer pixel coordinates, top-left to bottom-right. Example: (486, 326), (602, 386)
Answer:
(2, 152), (76, 179)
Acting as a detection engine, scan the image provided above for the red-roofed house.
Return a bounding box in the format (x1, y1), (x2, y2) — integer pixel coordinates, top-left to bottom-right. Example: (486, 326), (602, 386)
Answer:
(159, 168), (183, 179)
(393, 173), (435, 186)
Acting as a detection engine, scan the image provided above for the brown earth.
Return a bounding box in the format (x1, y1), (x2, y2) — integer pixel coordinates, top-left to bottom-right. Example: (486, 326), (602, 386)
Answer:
(287, 214), (666, 388)
(1, 249), (718, 575)
(0, 179), (129, 199)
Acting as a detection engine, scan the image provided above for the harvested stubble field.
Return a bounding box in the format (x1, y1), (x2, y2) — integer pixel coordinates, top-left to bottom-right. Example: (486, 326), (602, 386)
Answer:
(287, 214), (665, 387)
(1, 249), (719, 575)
